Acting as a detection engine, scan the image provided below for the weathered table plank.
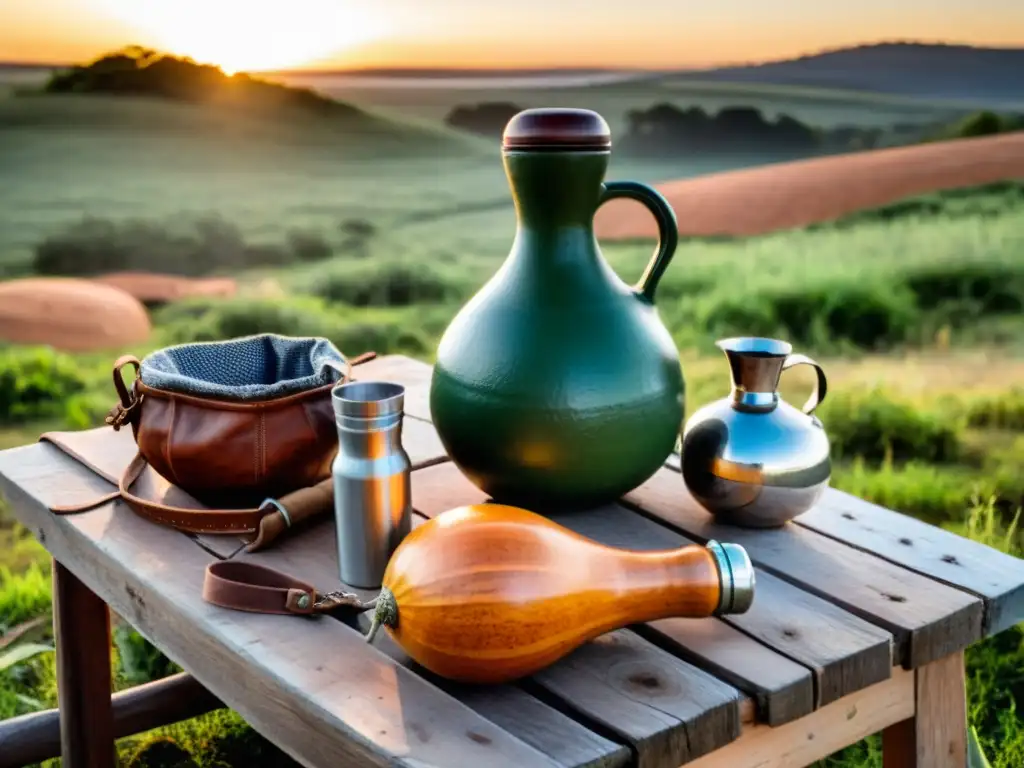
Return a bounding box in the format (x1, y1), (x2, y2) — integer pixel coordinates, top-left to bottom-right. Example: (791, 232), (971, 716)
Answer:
(0, 444), (563, 768)
(414, 461), (893, 721)
(529, 629), (742, 768)
(801, 488), (1024, 636)
(666, 434), (1024, 640)
(441, 683), (631, 768)
(636, 618), (810, 729)
(687, 667), (915, 768)
(625, 469), (984, 668)
(235, 515), (631, 768)
(540, 504), (892, 710)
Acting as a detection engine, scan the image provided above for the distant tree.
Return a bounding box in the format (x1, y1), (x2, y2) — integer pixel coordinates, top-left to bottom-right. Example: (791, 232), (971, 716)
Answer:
(39, 47), (363, 118)
(954, 111), (1009, 138)
(445, 102), (524, 137)
(919, 110), (1024, 144)
(618, 103), (823, 156)
(714, 106), (769, 135)
(773, 114), (819, 146)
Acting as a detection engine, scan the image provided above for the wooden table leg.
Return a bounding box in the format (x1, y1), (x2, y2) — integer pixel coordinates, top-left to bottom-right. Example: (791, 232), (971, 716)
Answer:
(882, 650), (967, 767)
(52, 559), (116, 768)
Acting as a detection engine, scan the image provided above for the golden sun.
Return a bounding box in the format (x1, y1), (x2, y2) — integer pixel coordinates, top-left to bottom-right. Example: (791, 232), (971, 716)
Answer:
(93, 0), (386, 73)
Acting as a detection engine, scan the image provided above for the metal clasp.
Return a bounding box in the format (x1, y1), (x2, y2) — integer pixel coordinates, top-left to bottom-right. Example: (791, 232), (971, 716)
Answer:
(104, 392), (145, 431)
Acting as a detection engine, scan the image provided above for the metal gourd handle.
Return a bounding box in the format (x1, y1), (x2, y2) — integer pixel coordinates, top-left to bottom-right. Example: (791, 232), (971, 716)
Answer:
(781, 354), (828, 415)
(597, 180), (678, 303)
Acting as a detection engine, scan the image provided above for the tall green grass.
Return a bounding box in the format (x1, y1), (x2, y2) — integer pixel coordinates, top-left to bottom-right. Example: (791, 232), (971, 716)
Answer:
(605, 184), (1024, 353)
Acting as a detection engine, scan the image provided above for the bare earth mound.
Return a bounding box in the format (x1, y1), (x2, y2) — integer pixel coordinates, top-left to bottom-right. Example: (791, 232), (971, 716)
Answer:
(92, 272), (237, 305)
(0, 278), (151, 352)
(594, 132), (1024, 239)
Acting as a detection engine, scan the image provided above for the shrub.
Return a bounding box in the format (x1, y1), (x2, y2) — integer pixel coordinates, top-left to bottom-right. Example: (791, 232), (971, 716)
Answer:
(310, 261), (468, 308)
(966, 389), (1024, 430)
(966, 624), (1024, 768)
(445, 102), (524, 137)
(699, 282), (917, 350)
(820, 389), (961, 464)
(0, 346), (87, 422)
(33, 216), (333, 278)
(948, 110), (1020, 139)
(114, 625), (179, 685)
(157, 296), (341, 342)
(620, 103), (821, 154)
(689, 255), (1024, 353)
(118, 710), (300, 767)
(286, 229), (332, 263)
(125, 739), (198, 768)
(154, 297), (430, 357)
(811, 182), (1024, 230)
(0, 563), (51, 629)
(832, 459), (982, 524)
(0, 645), (56, 720)
(958, 495), (1024, 768)
(63, 390), (118, 430)
(905, 263), (1024, 315)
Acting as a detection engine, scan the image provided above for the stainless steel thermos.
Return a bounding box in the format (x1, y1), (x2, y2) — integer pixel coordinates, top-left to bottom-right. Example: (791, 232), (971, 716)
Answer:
(331, 380), (412, 589)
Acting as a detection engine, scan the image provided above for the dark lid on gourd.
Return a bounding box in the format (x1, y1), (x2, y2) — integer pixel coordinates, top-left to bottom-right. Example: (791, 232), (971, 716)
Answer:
(502, 108), (611, 151)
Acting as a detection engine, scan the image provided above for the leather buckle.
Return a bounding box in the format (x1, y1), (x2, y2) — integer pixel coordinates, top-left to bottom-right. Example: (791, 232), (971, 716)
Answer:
(105, 392), (145, 431)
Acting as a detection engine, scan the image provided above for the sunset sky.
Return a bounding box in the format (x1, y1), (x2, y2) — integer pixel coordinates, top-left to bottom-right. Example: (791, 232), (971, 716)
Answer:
(1, 0), (1022, 73)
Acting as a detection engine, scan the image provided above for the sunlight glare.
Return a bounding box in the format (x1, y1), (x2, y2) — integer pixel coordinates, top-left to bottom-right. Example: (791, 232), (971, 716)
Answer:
(93, 0), (387, 73)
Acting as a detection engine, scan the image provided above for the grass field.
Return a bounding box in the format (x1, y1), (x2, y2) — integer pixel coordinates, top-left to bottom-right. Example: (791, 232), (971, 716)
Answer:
(0, 63), (1006, 277)
(279, 71), (987, 132)
(1, 71), (1023, 767)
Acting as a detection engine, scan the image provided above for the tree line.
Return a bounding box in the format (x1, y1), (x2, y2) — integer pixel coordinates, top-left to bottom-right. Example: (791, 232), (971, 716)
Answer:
(445, 101), (1024, 155)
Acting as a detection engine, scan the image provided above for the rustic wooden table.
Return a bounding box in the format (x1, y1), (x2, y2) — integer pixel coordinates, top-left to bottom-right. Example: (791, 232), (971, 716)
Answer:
(1, 353), (1023, 768)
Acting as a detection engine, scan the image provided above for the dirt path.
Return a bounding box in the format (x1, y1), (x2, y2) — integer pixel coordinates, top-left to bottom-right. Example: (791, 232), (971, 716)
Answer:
(92, 272), (237, 304)
(594, 132), (1024, 239)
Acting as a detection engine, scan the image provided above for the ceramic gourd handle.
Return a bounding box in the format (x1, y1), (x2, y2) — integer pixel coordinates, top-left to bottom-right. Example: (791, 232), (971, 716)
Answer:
(598, 181), (679, 303)
(781, 354), (828, 415)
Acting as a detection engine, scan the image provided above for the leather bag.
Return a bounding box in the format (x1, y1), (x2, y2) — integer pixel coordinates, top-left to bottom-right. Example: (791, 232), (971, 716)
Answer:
(46, 334), (375, 548)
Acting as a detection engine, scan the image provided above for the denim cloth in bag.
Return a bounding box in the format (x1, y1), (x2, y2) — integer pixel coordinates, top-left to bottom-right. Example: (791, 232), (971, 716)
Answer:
(139, 334), (348, 401)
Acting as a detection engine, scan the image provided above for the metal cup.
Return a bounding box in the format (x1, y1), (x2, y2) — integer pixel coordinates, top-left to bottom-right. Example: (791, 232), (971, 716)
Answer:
(331, 380), (412, 589)
(334, 381), (405, 418)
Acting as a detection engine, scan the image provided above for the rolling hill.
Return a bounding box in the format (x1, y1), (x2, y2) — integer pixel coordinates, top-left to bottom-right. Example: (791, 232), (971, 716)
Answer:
(1, 48), (485, 157)
(677, 42), (1024, 108)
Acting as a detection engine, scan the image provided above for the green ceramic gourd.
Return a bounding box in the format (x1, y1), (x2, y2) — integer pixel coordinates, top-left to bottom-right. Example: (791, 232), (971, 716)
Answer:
(430, 108), (684, 510)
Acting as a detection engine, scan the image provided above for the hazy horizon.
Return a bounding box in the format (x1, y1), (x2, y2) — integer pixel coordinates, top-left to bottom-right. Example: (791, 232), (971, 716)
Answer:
(3, 38), (1024, 78)
(1, 0), (1023, 75)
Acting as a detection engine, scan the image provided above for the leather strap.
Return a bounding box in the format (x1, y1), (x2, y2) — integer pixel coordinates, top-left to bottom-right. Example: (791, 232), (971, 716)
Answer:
(48, 447), (338, 545)
(44, 349), (380, 547)
(202, 561), (377, 616)
(119, 451), (267, 534)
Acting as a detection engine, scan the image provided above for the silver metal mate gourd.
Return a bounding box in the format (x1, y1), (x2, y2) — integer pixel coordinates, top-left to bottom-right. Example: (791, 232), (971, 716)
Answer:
(680, 336), (831, 528)
(331, 380), (412, 588)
